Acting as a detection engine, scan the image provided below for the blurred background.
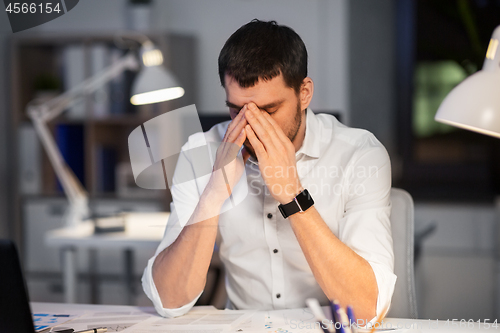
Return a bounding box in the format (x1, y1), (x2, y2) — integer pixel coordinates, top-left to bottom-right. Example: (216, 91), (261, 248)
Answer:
(0, 0), (499, 322)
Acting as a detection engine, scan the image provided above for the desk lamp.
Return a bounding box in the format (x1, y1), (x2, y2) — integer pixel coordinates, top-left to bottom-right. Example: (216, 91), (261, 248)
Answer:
(27, 36), (185, 228)
(435, 26), (500, 136)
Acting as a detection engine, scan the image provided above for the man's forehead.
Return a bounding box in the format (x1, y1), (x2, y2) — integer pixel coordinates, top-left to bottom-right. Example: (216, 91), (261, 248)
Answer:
(224, 73), (288, 89)
(224, 74), (292, 108)
(225, 98), (285, 111)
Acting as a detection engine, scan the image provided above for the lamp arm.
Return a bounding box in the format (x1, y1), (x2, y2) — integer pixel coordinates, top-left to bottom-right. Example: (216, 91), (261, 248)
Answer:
(33, 52), (139, 122)
(31, 117), (88, 209)
(27, 52), (140, 227)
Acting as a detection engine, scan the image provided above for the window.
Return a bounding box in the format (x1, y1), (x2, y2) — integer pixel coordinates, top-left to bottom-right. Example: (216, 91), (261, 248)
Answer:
(396, 0), (500, 200)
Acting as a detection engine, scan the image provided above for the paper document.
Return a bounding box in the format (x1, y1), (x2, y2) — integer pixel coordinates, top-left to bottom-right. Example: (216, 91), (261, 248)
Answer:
(32, 312), (82, 332)
(264, 307), (319, 333)
(49, 310), (155, 332)
(221, 312), (265, 332)
(123, 309), (254, 333)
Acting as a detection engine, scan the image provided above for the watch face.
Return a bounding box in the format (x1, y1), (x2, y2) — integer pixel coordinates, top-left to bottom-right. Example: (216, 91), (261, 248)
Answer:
(296, 189), (314, 211)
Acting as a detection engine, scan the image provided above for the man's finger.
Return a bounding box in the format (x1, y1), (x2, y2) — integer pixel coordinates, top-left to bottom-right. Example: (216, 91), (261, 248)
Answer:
(216, 129), (245, 171)
(235, 127), (246, 147)
(224, 105), (247, 141)
(228, 104), (247, 130)
(226, 114), (247, 143)
(245, 124), (267, 160)
(224, 105), (247, 143)
(246, 105), (280, 150)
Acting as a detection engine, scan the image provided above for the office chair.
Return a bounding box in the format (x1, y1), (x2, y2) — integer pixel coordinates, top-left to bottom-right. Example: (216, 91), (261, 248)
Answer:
(386, 188), (418, 319)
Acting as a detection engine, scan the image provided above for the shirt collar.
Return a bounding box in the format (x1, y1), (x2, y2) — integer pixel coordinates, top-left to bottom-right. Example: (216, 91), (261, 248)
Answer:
(246, 107), (321, 165)
(296, 107), (321, 159)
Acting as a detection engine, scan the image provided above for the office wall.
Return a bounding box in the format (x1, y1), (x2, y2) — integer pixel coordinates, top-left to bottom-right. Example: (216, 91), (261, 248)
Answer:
(348, 0), (396, 153)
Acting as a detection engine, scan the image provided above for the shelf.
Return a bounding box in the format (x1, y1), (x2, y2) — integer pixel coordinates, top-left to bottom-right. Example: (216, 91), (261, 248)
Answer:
(11, 31), (196, 247)
(49, 115), (154, 126)
(13, 32), (195, 193)
(89, 115), (154, 126)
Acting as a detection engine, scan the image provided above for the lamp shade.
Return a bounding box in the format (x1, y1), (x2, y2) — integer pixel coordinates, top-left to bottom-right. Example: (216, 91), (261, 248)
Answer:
(131, 66), (185, 105)
(434, 71), (500, 138)
(435, 25), (500, 138)
(130, 43), (185, 105)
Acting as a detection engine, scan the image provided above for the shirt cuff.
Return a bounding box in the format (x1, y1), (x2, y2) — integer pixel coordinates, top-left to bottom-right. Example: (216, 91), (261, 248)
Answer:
(142, 256), (203, 318)
(367, 261), (397, 324)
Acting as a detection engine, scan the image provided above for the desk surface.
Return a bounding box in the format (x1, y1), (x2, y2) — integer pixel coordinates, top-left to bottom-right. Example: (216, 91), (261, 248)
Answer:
(31, 302), (154, 313)
(31, 302), (496, 333)
(45, 212), (170, 249)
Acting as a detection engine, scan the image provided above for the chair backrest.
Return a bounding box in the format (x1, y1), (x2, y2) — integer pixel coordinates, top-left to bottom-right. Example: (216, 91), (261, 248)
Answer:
(386, 188), (418, 319)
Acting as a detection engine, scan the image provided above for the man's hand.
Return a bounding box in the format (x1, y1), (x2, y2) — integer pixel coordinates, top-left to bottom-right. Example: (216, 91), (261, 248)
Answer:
(244, 103), (302, 204)
(206, 104), (249, 204)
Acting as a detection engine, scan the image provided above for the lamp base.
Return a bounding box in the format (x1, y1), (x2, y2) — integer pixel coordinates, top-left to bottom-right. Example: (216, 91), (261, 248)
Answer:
(91, 214), (126, 234)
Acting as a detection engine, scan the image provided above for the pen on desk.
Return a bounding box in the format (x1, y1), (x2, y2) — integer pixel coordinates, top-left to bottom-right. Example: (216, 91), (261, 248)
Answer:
(346, 306), (358, 333)
(52, 329), (107, 333)
(305, 298), (334, 333)
(329, 301), (339, 333)
(333, 302), (345, 333)
(74, 328), (107, 333)
(335, 302), (354, 333)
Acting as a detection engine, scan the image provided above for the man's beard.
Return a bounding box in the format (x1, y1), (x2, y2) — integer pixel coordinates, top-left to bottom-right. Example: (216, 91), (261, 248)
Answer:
(243, 101), (303, 161)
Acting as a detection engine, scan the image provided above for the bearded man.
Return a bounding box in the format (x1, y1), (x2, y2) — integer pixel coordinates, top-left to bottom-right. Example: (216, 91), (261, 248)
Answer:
(142, 19), (396, 323)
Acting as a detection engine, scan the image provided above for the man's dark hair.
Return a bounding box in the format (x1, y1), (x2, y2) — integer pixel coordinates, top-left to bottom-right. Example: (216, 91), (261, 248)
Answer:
(218, 19), (308, 94)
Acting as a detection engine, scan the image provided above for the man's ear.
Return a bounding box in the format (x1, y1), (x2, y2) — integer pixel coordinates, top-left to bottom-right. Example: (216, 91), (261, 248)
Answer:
(299, 77), (314, 110)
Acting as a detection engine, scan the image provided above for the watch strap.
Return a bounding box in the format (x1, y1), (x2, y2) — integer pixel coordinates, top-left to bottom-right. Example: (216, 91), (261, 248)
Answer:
(278, 189), (314, 219)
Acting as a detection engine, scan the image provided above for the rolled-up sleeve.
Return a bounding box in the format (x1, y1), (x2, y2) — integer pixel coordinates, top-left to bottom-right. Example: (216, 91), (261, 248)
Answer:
(141, 202), (203, 317)
(142, 255), (202, 318)
(338, 134), (397, 320)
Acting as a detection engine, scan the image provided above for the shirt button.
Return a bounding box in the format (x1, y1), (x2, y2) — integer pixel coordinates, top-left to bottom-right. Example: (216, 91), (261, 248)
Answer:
(273, 249), (278, 254)
(267, 213), (273, 219)
(276, 293), (281, 299)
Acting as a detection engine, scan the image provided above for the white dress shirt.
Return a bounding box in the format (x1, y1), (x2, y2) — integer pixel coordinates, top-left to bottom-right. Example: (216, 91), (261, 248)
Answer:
(142, 109), (397, 319)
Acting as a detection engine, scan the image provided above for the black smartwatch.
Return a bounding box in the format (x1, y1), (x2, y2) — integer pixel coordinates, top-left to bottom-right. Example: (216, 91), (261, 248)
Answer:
(278, 189), (314, 219)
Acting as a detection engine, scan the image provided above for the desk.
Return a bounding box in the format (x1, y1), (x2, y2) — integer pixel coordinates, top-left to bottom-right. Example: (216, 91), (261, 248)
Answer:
(31, 302), (494, 333)
(31, 301), (155, 314)
(45, 212), (169, 304)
